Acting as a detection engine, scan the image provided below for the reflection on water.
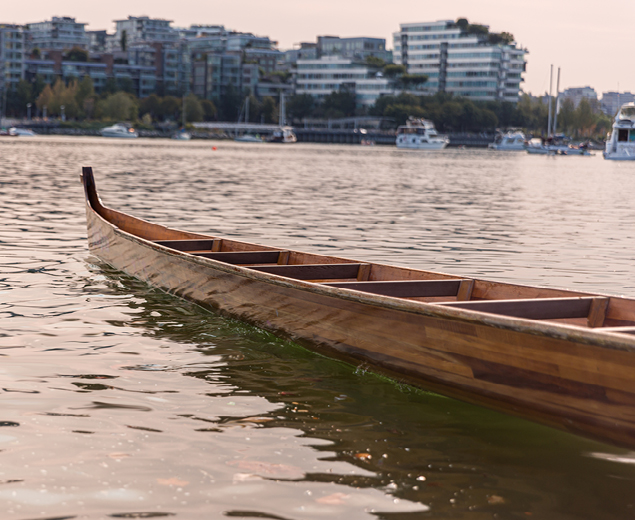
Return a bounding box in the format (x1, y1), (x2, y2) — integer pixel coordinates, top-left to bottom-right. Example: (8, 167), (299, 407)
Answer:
(1, 136), (635, 519)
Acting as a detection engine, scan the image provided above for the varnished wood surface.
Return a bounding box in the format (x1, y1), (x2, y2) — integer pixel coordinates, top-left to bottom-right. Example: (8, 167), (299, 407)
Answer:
(81, 167), (635, 448)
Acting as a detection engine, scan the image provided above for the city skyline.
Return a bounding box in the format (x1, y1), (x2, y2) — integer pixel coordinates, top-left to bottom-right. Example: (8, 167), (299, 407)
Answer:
(2, 0), (632, 97)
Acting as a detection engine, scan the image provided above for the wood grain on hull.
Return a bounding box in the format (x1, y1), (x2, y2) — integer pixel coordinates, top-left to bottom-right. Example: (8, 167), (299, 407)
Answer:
(83, 168), (635, 448)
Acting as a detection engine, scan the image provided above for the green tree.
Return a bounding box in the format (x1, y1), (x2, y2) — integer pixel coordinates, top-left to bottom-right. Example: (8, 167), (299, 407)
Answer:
(321, 89), (356, 118)
(218, 84), (243, 121)
(260, 96), (277, 124)
(383, 64), (407, 78)
(287, 94), (315, 122)
(557, 98), (576, 135)
(364, 56), (386, 69)
(98, 91), (138, 121)
(184, 93), (203, 123)
(201, 99), (217, 121)
(76, 76), (95, 110)
(140, 94), (161, 119)
(575, 98), (596, 138)
(159, 96), (180, 121)
(66, 47), (89, 62)
(36, 84), (53, 115)
(120, 30), (127, 52)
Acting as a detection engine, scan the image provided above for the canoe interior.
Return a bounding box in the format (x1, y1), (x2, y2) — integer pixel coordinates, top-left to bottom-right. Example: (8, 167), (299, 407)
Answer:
(82, 167), (635, 332)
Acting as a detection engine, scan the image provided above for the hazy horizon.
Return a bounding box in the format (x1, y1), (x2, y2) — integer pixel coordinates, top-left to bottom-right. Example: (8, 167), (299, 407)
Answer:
(3, 0), (632, 97)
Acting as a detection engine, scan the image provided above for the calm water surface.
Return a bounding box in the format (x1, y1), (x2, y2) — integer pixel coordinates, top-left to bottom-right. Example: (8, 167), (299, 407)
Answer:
(2, 136), (635, 519)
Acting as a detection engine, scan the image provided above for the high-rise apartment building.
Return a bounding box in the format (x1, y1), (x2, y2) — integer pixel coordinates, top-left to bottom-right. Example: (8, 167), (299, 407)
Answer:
(393, 20), (526, 102)
(295, 56), (392, 107)
(0, 24), (25, 96)
(26, 17), (89, 51)
(316, 36), (392, 62)
(107, 16), (177, 52)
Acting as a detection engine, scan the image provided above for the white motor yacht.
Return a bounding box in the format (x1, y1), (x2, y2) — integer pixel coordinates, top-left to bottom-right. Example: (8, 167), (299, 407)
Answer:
(9, 127), (37, 137)
(396, 118), (449, 150)
(100, 123), (138, 138)
(604, 102), (635, 160)
(488, 129), (526, 150)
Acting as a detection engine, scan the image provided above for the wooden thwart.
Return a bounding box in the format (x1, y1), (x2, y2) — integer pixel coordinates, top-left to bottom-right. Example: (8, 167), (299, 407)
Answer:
(251, 263), (368, 281)
(439, 296), (609, 327)
(194, 250), (287, 265)
(323, 279), (471, 298)
(155, 239), (216, 251)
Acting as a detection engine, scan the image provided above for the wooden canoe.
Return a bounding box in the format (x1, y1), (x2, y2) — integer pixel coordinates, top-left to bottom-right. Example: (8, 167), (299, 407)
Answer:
(81, 166), (635, 448)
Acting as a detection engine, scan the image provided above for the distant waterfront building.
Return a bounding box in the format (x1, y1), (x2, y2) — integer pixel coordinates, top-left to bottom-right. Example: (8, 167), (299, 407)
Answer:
(0, 24), (25, 99)
(561, 86), (598, 109)
(317, 36), (392, 62)
(295, 56), (393, 107)
(187, 26), (282, 101)
(26, 16), (89, 51)
(107, 16), (177, 52)
(88, 30), (108, 53)
(393, 19), (526, 102)
(601, 91), (635, 116)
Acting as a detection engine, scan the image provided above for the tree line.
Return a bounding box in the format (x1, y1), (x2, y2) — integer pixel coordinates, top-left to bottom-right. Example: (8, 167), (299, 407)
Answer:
(2, 75), (613, 137)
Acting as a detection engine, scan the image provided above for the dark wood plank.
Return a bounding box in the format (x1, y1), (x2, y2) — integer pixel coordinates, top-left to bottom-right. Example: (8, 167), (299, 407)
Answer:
(155, 239), (215, 252)
(438, 297), (608, 321)
(194, 251), (284, 265)
(251, 263), (366, 280)
(323, 279), (464, 298)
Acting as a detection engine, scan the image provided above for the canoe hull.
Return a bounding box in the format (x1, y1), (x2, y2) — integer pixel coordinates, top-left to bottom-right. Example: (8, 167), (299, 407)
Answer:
(85, 202), (635, 448)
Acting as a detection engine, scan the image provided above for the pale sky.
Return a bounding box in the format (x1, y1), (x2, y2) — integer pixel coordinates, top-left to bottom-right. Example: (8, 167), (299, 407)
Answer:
(4, 0), (634, 96)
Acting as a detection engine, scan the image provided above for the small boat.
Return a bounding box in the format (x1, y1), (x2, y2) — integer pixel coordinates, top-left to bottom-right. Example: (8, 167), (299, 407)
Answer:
(488, 129), (526, 150)
(396, 117), (449, 150)
(525, 137), (592, 156)
(100, 123), (138, 138)
(235, 134), (263, 143)
(82, 166), (635, 449)
(268, 126), (297, 143)
(9, 127), (37, 137)
(604, 102), (635, 160)
(172, 129), (191, 141)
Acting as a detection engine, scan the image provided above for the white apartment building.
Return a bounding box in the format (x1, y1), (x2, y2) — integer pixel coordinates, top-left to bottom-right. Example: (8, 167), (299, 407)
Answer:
(393, 20), (526, 102)
(295, 56), (393, 107)
(27, 16), (89, 51)
(0, 25), (25, 97)
(107, 16), (177, 52)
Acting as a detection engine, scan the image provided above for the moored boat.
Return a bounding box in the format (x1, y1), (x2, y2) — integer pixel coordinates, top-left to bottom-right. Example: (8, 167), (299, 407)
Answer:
(172, 129), (191, 141)
(268, 126), (297, 143)
(488, 129), (526, 150)
(100, 123), (139, 138)
(82, 166), (635, 449)
(396, 117), (449, 150)
(604, 102), (635, 160)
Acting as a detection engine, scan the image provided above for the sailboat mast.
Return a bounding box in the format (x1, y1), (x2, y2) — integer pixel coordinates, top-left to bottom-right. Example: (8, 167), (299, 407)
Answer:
(552, 67), (561, 136)
(182, 95), (186, 128)
(547, 64), (553, 137)
(279, 92), (285, 126)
